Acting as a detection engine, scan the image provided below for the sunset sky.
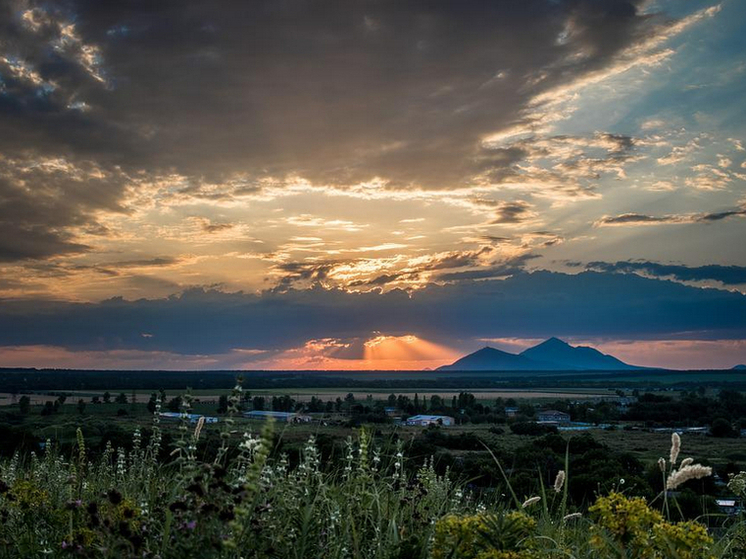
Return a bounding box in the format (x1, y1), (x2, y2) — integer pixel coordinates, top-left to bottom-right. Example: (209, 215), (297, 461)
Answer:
(1, 0), (746, 370)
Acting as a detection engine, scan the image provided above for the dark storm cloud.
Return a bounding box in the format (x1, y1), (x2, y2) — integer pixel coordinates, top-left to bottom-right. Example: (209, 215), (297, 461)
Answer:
(0, 0), (704, 262)
(1, 271), (745, 354)
(1, 0), (655, 186)
(0, 154), (129, 261)
(586, 261), (746, 286)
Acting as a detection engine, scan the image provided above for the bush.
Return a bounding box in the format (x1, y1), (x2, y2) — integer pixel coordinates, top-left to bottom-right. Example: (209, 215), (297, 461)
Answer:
(510, 422), (558, 436)
(711, 417), (737, 438)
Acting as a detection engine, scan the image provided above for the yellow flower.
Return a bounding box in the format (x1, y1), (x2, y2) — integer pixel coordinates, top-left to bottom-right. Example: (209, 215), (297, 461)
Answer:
(589, 492), (714, 559)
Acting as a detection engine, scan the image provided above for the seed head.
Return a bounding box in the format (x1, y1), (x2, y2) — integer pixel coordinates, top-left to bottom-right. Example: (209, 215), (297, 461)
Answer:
(666, 464), (712, 490)
(521, 496), (541, 508)
(553, 470), (565, 493)
(670, 432), (681, 465)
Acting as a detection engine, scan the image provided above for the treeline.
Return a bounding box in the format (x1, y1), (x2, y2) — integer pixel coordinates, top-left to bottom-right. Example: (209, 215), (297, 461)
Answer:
(623, 390), (746, 435)
(3, 367), (746, 392)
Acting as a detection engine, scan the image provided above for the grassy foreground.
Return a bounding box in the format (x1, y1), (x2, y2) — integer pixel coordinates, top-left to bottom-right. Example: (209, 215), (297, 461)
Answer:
(1, 402), (746, 558)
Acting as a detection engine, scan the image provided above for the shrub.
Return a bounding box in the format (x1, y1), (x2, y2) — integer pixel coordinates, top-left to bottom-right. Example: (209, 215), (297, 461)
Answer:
(510, 422), (557, 436)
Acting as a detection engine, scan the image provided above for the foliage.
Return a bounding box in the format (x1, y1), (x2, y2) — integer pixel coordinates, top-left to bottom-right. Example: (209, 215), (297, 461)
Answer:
(589, 492), (714, 559)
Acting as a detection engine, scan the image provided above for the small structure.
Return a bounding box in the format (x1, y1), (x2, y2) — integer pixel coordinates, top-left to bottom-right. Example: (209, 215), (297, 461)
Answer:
(716, 499), (742, 516)
(406, 414), (455, 426)
(243, 410), (312, 423)
(537, 410), (570, 424)
(159, 412), (218, 424)
(504, 407), (519, 418)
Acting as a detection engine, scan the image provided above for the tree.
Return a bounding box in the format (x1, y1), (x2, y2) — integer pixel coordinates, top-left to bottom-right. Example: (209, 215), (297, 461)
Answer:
(711, 418), (736, 438)
(77, 399), (86, 415)
(103, 391), (111, 404)
(217, 394), (229, 414)
(167, 396), (182, 412)
(115, 393), (128, 405)
(147, 393), (157, 414)
(18, 396), (31, 415)
(252, 396), (265, 411)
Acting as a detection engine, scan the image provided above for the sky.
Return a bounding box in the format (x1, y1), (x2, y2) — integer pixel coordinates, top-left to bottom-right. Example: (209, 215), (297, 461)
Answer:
(0, 0), (745, 370)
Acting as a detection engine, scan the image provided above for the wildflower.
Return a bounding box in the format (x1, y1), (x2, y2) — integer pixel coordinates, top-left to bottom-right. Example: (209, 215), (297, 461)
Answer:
(553, 470), (565, 493)
(658, 457), (666, 472)
(666, 464), (712, 490)
(619, 478), (625, 485)
(563, 512), (582, 521)
(521, 496), (541, 508)
(670, 432), (681, 465)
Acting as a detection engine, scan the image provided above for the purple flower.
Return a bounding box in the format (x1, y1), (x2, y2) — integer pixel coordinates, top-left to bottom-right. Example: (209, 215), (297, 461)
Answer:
(186, 520), (197, 530)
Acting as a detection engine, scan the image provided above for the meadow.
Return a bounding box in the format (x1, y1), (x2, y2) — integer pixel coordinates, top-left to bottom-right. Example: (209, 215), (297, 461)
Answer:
(1, 395), (745, 559)
(3, 373), (746, 557)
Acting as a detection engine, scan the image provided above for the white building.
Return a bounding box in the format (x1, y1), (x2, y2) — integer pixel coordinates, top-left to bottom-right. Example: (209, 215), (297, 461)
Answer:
(243, 410), (312, 423)
(159, 412), (218, 424)
(536, 410), (570, 424)
(406, 414), (455, 426)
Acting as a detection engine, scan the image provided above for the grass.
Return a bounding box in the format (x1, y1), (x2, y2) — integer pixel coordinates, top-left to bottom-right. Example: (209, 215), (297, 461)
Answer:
(1, 405), (745, 559)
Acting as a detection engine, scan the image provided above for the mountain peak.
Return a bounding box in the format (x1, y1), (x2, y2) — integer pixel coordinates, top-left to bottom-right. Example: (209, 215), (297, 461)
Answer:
(538, 337), (569, 347)
(520, 337), (642, 370)
(438, 337), (646, 371)
(437, 345), (547, 371)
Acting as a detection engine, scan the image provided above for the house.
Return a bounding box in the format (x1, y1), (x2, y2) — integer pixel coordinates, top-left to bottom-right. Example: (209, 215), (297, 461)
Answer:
(536, 410), (570, 424)
(405, 414), (455, 426)
(243, 410), (312, 423)
(159, 412), (219, 424)
(504, 407), (519, 417)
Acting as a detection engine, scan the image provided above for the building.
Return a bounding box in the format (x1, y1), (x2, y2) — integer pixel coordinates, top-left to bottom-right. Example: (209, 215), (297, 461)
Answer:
(504, 407), (519, 418)
(159, 412), (218, 424)
(243, 410), (312, 423)
(536, 410), (570, 424)
(716, 499), (742, 516)
(405, 414), (455, 426)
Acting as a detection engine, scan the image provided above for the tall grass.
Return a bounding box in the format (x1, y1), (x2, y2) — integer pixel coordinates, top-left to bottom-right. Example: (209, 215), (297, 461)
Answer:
(0, 403), (744, 558)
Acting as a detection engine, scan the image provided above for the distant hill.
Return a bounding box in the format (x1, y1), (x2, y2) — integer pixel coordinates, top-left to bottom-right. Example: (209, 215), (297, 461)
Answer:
(437, 347), (553, 372)
(520, 337), (642, 371)
(437, 338), (644, 371)
(733, 364), (746, 370)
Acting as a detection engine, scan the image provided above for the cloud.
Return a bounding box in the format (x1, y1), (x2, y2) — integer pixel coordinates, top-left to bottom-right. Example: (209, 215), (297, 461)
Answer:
(595, 204), (746, 227)
(586, 261), (746, 286)
(0, 0), (727, 272)
(0, 0), (699, 190)
(0, 153), (128, 261)
(1, 270), (745, 358)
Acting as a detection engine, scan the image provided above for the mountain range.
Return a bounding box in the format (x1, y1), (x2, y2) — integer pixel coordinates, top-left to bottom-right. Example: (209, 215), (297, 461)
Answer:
(438, 337), (645, 371)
